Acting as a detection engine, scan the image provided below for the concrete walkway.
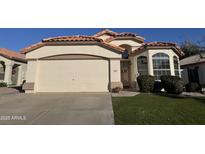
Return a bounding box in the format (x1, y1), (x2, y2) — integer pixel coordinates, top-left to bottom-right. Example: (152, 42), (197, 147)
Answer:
(0, 93), (114, 125)
(112, 91), (140, 97)
(182, 92), (205, 97)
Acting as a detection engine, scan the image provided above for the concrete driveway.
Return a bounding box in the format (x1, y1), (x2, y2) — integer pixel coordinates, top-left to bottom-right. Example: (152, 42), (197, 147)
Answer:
(0, 92), (114, 125)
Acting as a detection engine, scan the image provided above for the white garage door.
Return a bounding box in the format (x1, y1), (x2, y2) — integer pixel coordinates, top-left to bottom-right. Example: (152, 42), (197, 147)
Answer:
(37, 59), (109, 92)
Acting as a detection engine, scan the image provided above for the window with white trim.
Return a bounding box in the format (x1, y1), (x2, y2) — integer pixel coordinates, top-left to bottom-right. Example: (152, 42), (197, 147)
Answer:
(137, 56), (148, 75)
(173, 56), (180, 77)
(152, 53), (170, 80)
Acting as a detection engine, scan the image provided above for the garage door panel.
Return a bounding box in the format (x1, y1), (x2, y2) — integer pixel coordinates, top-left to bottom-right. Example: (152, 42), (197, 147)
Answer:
(37, 60), (109, 92)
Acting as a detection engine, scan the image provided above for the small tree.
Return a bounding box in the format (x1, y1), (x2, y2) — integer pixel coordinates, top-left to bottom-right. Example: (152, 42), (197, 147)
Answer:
(181, 41), (201, 58)
(181, 38), (205, 59)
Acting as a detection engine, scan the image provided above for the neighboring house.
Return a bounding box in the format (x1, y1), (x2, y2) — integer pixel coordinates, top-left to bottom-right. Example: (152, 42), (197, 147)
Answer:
(0, 48), (27, 86)
(21, 29), (184, 93)
(180, 52), (205, 87)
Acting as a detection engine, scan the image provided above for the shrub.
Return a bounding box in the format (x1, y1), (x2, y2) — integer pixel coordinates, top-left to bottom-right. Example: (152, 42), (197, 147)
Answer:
(153, 81), (163, 92)
(160, 75), (184, 94)
(185, 82), (201, 92)
(137, 75), (155, 92)
(0, 82), (7, 87)
(112, 87), (122, 93)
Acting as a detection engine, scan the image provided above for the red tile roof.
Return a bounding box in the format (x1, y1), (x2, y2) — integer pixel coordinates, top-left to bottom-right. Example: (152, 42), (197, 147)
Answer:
(105, 34), (145, 43)
(0, 48), (26, 62)
(116, 32), (142, 37)
(21, 35), (125, 54)
(131, 42), (184, 56)
(43, 35), (102, 42)
(94, 29), (145, 43)
(94, 29), (118, 37)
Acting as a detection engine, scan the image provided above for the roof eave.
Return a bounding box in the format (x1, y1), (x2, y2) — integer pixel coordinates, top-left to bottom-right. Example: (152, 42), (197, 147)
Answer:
(21, 41), (124, 54)
(131, 45), (184, 57)
(105, 36), (145, 43)
(0, 53), (26, 63)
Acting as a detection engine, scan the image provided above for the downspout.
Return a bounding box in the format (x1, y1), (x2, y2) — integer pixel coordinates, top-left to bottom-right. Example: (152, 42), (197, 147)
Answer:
(108, 59), (111, 92)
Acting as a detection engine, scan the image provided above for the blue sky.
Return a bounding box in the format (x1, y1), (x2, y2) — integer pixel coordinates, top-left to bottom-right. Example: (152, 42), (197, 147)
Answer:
(0, 28), (205, 52)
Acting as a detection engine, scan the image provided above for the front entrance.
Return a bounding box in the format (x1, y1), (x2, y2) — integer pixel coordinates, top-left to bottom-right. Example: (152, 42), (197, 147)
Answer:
(121, 60), (131, 88)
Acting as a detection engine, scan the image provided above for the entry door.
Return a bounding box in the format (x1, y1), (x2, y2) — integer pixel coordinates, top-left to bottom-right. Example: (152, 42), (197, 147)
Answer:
(121, 61), (130, 88)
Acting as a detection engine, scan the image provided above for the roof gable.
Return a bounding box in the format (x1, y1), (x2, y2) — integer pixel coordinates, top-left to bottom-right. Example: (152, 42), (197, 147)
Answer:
(94, 29), (118, 37)
(131, 42), (184, 57)
(94, 29), (145, 43)
(21, 35), (125, 54)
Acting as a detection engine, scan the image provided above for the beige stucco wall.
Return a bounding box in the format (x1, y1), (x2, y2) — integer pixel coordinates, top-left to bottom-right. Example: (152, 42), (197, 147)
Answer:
(130, 49), (180, 88)
(110, 60), (121, 82)
(25, 44), (122, 93)
(97, 34), (112, 40)
(26, 45), (121, 59)
(26, 60), (37, 83)
(109, 40), (142, 51)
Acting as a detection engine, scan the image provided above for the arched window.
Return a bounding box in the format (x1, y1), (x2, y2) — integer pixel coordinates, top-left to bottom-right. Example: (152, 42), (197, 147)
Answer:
(120, 44), (132, 59)
(122, 50), (129, 59)
(137, 56), (148, 75)
(152, 53), (170, 80)
(173, 56), (179, 76)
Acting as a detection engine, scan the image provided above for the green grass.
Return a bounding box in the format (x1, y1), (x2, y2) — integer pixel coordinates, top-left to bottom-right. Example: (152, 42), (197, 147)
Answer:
(112, 93), (205, 125)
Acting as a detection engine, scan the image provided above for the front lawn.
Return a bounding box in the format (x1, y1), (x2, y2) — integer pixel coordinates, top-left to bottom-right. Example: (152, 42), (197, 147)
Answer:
(112, 93), (205, 124)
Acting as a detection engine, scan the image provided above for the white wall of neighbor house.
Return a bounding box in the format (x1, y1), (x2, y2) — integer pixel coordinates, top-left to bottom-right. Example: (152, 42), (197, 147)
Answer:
(181, 68), (189, 84)
(0, 56), (13, 85)
(198, 63), (205, 85)
(109, 40), (142, 51)
(0, 55), (26, 86)
(182, 63), (205, 85)
(25, 44), (122, 93)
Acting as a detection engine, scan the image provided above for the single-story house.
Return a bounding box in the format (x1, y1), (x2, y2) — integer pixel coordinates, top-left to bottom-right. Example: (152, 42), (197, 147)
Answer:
(0, 48), (27, 86)
(180, 52), (205, 88)
(21, 29), (184, 93)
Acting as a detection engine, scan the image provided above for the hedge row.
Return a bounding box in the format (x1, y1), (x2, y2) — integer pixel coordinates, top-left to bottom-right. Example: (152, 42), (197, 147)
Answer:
(137, 75), (184, 94)
(0, 82), (7, 87)
(137, 75), (155, 92)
